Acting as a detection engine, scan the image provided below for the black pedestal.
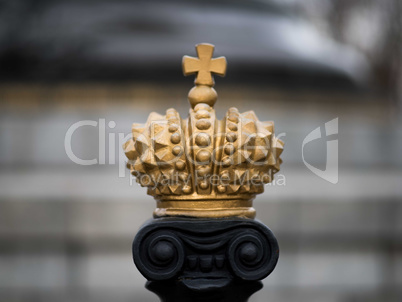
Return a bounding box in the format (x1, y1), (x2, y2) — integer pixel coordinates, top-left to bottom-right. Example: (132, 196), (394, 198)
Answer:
(133, 217), (279, 285)
(146, 279), (263, 302)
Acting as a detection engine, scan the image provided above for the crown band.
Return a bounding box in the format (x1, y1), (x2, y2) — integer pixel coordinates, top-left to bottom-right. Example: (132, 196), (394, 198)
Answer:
(154, 193), (255, 202)
(154, 200), (256, 219)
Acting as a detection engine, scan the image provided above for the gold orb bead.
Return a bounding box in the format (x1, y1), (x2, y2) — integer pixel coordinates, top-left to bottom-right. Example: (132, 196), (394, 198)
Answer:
(196, 119), (211, 130)
(222, 157), (231, 167)
(226, 132), (237, 142)
(179, 172), (188, 182)
(166, 108), (176, 118)
(196, 150), (211, 163)
(195, 133), (211, 147)
(168, 124), (179, 133)
(170, 133), (181, 144)
(175, 160), (186, 171)
(224, 144), (235, 155)
(228, 114), (239, 123)
(262, 174), (271, 184)
(197, 166), (211, 177)
(182, 185), (192, 194)
(217, 185), (226, 193)
(199, 180), (209, 189)
(188, 85), (218, 108)
(195, 110), (211, 119)
(228, 122), (238, 131)
(172, 146), (182, 156)
(220, 171), (229, 178)
(194, 103), (211, 112)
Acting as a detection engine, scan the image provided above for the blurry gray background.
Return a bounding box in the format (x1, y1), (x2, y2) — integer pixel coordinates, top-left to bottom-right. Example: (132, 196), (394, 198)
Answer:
(0, 0), (401, 301)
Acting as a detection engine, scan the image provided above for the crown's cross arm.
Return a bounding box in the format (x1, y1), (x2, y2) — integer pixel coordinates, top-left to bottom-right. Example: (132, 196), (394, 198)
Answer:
(182, 43), (227, 86)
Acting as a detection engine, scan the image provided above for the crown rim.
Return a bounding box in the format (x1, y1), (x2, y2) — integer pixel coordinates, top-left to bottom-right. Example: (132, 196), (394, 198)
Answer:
(154, 199), (256, 219)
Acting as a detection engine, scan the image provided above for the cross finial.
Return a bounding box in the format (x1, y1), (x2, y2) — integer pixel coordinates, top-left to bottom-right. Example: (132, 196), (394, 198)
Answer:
(182, 43), (227, 86)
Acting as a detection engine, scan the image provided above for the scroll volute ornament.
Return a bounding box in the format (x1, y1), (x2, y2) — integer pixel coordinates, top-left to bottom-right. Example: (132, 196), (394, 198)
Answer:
(123, 43), (284, 219)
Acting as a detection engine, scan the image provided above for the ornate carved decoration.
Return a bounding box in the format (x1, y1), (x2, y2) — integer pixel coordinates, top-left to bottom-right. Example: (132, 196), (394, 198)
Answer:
(123, 43), (284, 219)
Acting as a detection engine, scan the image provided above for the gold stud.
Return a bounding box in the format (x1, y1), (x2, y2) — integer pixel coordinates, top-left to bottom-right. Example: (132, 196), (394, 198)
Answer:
(172, 146), (182, 156)
(196, 150), (211, 163)
(226, 132), (237, 142)
(199, 180), (209, 189)
(217, 185), (226, 193)
(222, 157), (231, 167)
(197, 166), (211, 177)
(175, 160), (186, 171)
(224, 144), (235, 155)
(196, 119), (212, 130)
(194, 103), (211, 112)
(228, 123), (238, 131)
(179, 172), (189, 182)
(182, 185), (192, 194)
(195, 110), (211, 119)
(228, 115), (239, 123)
(195, 133), (211, 147)
(170, 133), (181, 144)
(168, 124), (179, 133)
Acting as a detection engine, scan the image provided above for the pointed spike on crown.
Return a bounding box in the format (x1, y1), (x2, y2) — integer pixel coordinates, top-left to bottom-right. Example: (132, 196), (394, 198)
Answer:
(132, 123), (145, 140)
(123, 139), (137, 161)
(262, 121), (274, 133)
(123, 43), (283, 219)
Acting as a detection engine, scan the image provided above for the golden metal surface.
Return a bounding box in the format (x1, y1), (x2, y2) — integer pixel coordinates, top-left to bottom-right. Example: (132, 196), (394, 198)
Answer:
(182, 43), (227, 86)
(182, 43), (227, 108)
(124, 43), (283, 219)
(154, 200), (256, 219)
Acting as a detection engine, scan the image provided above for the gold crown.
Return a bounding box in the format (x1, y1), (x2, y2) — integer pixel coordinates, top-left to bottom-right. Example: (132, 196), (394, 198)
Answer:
(123, 43), (283, 219)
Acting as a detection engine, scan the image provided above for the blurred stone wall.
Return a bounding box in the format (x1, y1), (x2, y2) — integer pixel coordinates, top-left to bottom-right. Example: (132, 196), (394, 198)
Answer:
(0, 85), (401, 302)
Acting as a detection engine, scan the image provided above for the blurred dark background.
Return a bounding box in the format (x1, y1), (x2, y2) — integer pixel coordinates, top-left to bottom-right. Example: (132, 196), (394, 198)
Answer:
(0, 0), (401, 301)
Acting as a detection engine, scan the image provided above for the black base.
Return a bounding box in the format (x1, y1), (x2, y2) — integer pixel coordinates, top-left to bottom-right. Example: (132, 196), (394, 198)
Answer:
(146, 279), (263, 302)
(133, 217), (279, 284)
